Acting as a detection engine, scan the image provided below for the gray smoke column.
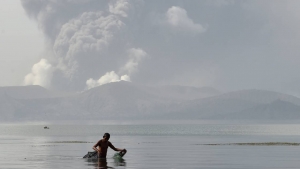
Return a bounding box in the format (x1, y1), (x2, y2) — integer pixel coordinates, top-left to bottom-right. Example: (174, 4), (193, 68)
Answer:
(21, 0), (145, 91)
(21, 0), (214, 91)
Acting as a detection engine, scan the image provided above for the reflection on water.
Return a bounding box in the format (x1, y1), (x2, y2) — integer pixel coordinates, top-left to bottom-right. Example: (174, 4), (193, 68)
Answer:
(85, 157), (126, 169)
(86, 158), (111, 169)
(2, 123), (300, 136)
(113, 155), (126, 167)
(2, 124), (300, 168)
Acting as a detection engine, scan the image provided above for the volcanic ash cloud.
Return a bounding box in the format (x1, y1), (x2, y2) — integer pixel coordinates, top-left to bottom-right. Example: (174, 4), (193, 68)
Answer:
(21, 0), (137, 90)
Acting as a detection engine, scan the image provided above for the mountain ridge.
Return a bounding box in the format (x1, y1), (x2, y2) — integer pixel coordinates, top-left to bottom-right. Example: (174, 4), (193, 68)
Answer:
(224, 99), (300, 120)
(1, 82), (300, 121)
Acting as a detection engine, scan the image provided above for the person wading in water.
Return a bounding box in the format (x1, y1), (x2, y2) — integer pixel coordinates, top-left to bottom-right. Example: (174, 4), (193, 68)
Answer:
(93, 133), (127, 158)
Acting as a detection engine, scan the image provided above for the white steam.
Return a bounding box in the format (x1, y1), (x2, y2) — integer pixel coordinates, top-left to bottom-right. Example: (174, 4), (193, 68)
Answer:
(166, 6), (206, 33)
(86, 48), (146, 89)
(86, 71), (130, 89)
(24, 59), (55, 88)
(120, 74), (130, 81)
(121, 48), (147, 75)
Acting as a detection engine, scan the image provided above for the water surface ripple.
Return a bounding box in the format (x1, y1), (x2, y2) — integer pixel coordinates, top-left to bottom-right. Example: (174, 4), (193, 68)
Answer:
(1, 124), (300, 168)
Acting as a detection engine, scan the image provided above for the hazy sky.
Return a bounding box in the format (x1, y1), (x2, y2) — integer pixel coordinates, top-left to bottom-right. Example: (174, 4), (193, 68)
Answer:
(1, 0), (300, 96)
(0, 0), (44, 86)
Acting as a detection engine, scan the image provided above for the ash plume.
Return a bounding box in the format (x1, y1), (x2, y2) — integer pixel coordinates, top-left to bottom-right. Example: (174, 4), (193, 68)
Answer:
(21, 0), (216, 91)
(21, 0), (144, 91)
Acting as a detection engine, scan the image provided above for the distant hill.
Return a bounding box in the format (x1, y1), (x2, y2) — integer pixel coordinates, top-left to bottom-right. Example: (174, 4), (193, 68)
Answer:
(225, 100), (300, 120)
(76, 81), (178, 118)
(75, 81), (222, 118)
(147, 85), (221, 100)
(160, 89), (300, 119)
(212, 89), (300, 105)
(1, 82), (300, 121)
(0, 85), (74, 99)
(161, 98), (260, 119)
(0, 93), (29, 120)
(0, 85), (52, 99)
(0, 82), (219, 121)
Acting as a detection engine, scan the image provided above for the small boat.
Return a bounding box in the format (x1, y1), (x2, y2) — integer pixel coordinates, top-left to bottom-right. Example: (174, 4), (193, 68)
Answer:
(44, 126), (49, 129)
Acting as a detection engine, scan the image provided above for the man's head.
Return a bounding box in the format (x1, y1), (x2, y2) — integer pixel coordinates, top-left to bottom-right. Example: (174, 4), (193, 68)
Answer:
(103, 133), (110, 141)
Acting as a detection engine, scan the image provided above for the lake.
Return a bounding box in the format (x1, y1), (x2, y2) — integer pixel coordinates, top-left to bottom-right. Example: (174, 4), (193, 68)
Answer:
(1, 121), (300, 168)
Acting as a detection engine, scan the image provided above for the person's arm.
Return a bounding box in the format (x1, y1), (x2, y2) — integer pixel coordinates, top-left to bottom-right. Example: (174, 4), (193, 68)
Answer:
(92, 140), (101, 152)
(108, 142), (124, 151)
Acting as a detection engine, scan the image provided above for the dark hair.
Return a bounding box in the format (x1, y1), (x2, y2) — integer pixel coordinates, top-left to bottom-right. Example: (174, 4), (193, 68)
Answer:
(103, 133), (110, 139)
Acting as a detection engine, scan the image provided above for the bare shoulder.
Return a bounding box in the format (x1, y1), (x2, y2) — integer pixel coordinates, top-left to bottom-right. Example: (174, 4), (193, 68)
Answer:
(96, 139), (102, 145)
(108, 141), (116, 147)
(93, 139), (102, 147)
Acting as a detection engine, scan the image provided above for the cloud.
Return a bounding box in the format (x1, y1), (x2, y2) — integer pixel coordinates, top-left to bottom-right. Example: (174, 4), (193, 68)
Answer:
(21, 1), (300, 96)
(121, 48), (147, 75)
(166, 6), (206, 33)
(86, 71), (130, 89)
(53, 11), (124, 79)
(24, 59), (55, 88)
(21, 0), (133, 91)
(109, 0), (130, 17)
(21, 0), (98, 39)
(21, 1), (212, 91)
(120, 74), (130, 81)
(86, 48), (146, 89)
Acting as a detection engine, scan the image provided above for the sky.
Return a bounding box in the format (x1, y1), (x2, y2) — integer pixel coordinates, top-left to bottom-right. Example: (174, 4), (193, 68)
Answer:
(0, 0), (44, 87)
(1, 0), (300, 96)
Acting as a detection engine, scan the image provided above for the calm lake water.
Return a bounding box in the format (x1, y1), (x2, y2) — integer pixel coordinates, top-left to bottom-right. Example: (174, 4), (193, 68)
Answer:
(1, 121), (300, 168)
